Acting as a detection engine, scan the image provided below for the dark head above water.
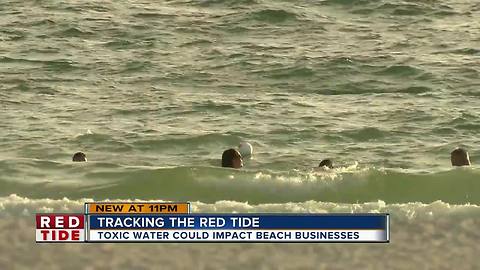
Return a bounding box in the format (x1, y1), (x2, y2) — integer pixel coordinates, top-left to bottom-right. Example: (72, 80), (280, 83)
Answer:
(451, 148), (470, 167)
(222, 148), (243, 169)
(72, 152), (87, 162)
(319, 159), (333, 169)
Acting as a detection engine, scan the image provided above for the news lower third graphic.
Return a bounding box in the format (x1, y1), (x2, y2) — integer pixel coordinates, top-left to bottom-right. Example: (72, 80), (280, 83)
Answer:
(36, 202), (389, 243)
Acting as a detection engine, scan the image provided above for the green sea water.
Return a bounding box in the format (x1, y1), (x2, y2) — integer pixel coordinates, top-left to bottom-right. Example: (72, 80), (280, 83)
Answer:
(1, 0), (479, 203)
(2, 1), (480, 269)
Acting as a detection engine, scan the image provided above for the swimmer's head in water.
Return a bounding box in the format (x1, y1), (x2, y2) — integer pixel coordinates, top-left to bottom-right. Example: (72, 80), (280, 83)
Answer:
(451, 148), (470, 166)
(222, 148), (243, 169)
(72, 152), (87, 162)
(319, 159), (333, 169)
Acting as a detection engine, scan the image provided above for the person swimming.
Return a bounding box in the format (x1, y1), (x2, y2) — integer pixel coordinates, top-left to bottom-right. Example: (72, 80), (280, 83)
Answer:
(72, 152), (87, 162)
(319, 159), (333, 169)
(222, 148), (243, 169)
(451, 148), (470, 166)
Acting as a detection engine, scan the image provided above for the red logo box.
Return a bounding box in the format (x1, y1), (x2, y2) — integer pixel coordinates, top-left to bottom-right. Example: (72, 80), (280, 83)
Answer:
(36, 214), (85, 242)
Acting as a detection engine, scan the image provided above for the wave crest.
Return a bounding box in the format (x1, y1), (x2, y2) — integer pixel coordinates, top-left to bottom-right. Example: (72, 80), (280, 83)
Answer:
(1, 162), (479, 204)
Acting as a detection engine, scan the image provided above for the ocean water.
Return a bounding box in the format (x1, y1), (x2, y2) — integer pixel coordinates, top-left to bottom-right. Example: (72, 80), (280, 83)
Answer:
(1, 0), (479, 269)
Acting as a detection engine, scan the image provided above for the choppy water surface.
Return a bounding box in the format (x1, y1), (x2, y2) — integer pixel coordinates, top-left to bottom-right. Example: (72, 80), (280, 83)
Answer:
(1, 0), (479, 202)
(1, 0), (479, 268)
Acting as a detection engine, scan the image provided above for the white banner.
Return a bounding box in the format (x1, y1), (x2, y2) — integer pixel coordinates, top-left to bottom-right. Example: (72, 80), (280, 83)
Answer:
(88, 229), (387, 242)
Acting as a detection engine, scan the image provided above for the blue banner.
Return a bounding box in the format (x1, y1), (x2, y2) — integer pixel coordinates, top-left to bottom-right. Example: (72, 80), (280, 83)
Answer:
(88, 214), (388, 230)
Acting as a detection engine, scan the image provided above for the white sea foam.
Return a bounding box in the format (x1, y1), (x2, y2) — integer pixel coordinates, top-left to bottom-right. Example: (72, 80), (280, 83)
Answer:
(2, 194), (479, 220)
(2, 194), (480, 269)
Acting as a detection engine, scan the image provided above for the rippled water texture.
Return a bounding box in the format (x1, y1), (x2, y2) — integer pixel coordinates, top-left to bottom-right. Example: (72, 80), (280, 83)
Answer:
(1, 0), (479, 269)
